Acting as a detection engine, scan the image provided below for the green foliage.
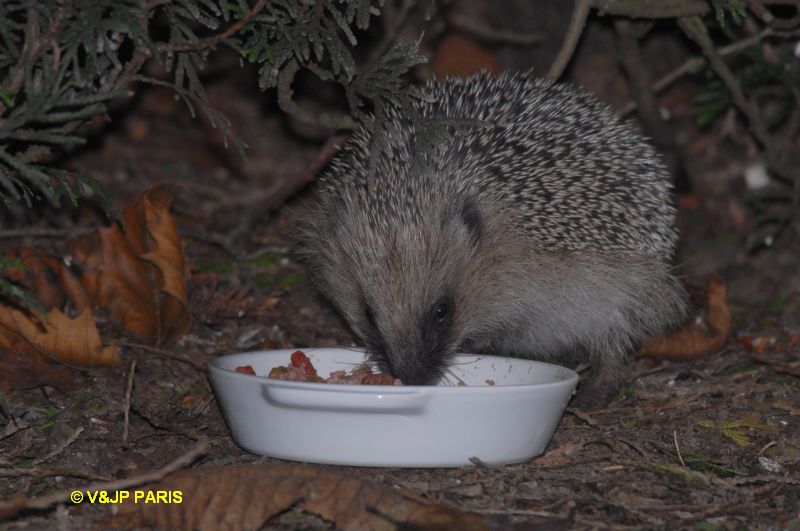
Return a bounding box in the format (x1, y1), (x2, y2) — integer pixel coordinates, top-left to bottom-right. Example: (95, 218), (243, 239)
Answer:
(694, 18), (800, 129)
(0, 0), (428, 212)
(711, 0), (747, 28)
(689, 6), (800, 251)
(194, 259), (235, 274)
(681, 451), (749, 477)
(0, 0), (147, 210)
(0, 256), (45, 314)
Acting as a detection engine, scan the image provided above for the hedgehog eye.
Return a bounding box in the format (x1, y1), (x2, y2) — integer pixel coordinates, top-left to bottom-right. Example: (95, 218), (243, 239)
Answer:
(434, 303), (448, 322)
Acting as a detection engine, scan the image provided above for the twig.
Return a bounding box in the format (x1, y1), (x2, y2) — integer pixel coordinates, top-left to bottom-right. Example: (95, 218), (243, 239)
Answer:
(0, 227), (94, 239)
(448, 14), (544, 46)
(0, 437), (208, 520)
(547, 0), (593, 79)
(120, 342), (205, 371)
(620, 27), (787, 116)
(0, 5), (67, 117)
(0, 419), (30, 442)
(673, 430), (686, 467)
(160, 0), (270, 53)
(749, 353), (800, 376)
(476, 507), (567, 518)
(123, 360), (136, 447)
(566, 407), (599, 426)
(212, 132), (345, 247)
(277, 59), (358, 130)
(755, 441), (776, 457)
(678, 16), (771, 149)
(746, 0), (800, 29)
(214, 133), (345, 211)
(591, 0), (710, 18)
(679, 15), (798, 182)
(614, 18), (676, 149)
(468, 456), (502, 469)
(31, 427), (84, 466)
(368, 0), (418, 63)
(145, 0), (173, 9)
(731, 474), (800, 485)
(0, 467), (110, 482)
(589, 388), (714, 415)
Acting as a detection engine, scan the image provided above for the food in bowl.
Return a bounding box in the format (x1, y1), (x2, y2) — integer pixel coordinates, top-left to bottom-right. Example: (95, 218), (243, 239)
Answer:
(237, 350), (401, 385)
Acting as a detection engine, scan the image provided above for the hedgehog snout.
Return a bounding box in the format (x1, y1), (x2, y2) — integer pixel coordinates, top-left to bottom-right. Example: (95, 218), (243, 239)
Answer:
(377, 343), (449, 386)
(389, 361), (440, 386)
(365, 339), (442, 385)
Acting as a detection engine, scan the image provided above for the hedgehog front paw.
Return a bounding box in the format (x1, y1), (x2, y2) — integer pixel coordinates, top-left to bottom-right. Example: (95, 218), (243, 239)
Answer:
(570, 359), (629, 410)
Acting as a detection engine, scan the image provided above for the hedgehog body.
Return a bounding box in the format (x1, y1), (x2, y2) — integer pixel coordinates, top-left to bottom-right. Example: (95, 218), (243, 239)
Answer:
(299, 71), (687, 406)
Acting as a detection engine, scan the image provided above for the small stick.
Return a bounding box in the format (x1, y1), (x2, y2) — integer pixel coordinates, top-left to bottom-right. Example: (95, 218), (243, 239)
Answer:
(0, 227), (93, 239)
(120, 342), (205, 371)
(0, 437), (208, 519)
(547, 0), (592, 79)
(566, 407), (599, 426)
(619, 27), (793, 116)
(31, 427), (84, 466)
(755, 440), (776, 457)
(0, 466), (110, 481)
(160, 0), (269, 53)
(123, 359), (136, 447)
(448, 14), (544, 46)
(674, 430), (686, 467)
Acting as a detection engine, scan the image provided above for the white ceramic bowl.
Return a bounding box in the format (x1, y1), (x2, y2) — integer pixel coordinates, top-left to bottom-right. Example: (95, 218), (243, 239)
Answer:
(208, 348), (578, 467)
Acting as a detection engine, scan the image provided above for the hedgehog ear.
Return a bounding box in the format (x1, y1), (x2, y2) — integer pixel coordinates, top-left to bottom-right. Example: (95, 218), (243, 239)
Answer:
(459, 199), (483, 245)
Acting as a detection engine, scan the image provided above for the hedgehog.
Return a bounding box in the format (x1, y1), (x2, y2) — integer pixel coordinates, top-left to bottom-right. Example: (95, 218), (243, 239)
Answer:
(297, 70), (687, 407)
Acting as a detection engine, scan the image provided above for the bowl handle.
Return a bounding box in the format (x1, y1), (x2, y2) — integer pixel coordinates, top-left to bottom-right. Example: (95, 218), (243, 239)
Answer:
(262, 384), (429, 414)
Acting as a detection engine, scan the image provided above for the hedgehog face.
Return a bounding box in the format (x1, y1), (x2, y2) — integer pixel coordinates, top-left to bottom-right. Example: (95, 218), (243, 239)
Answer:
(359, 290), (456, 385)
(317, 196), (485, 385)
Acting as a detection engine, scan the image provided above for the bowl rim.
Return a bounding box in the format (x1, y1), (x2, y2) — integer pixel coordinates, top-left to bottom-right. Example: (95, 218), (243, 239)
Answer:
(208, 347), (580, 393)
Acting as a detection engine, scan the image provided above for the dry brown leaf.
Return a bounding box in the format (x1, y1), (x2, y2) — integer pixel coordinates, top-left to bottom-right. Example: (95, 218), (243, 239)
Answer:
(533, 440), (585, 468)
(0, 186), (187, 383)
(0, 306), (120, 368)
(750, 354), (800, 377)
(105, 463), (490, 531)
(4, 247), (91, 312)
(433, 34), (501, 78)
(0, 246), (117, 374)
(0, 340), (76, 391)
(72, 186), (191, 346)
(637, 276), (731, 360)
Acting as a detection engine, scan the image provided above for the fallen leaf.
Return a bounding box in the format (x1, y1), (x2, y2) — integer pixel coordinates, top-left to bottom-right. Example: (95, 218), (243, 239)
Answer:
(105, 463), (490, 531)
(179, 394), (203, 409)
(749, 353), (800, 377)
(532, 440), (585, 468)
(4, 247), (91, 312)
(434, 34), (501, 78)
(0, 306), (119, 368)
(637, 276), (731, 360)
(0, 340), (76, 391)
(739, 335), (755, 351)
(72, 186), (191, 346)
(0, 186), (187, 382)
